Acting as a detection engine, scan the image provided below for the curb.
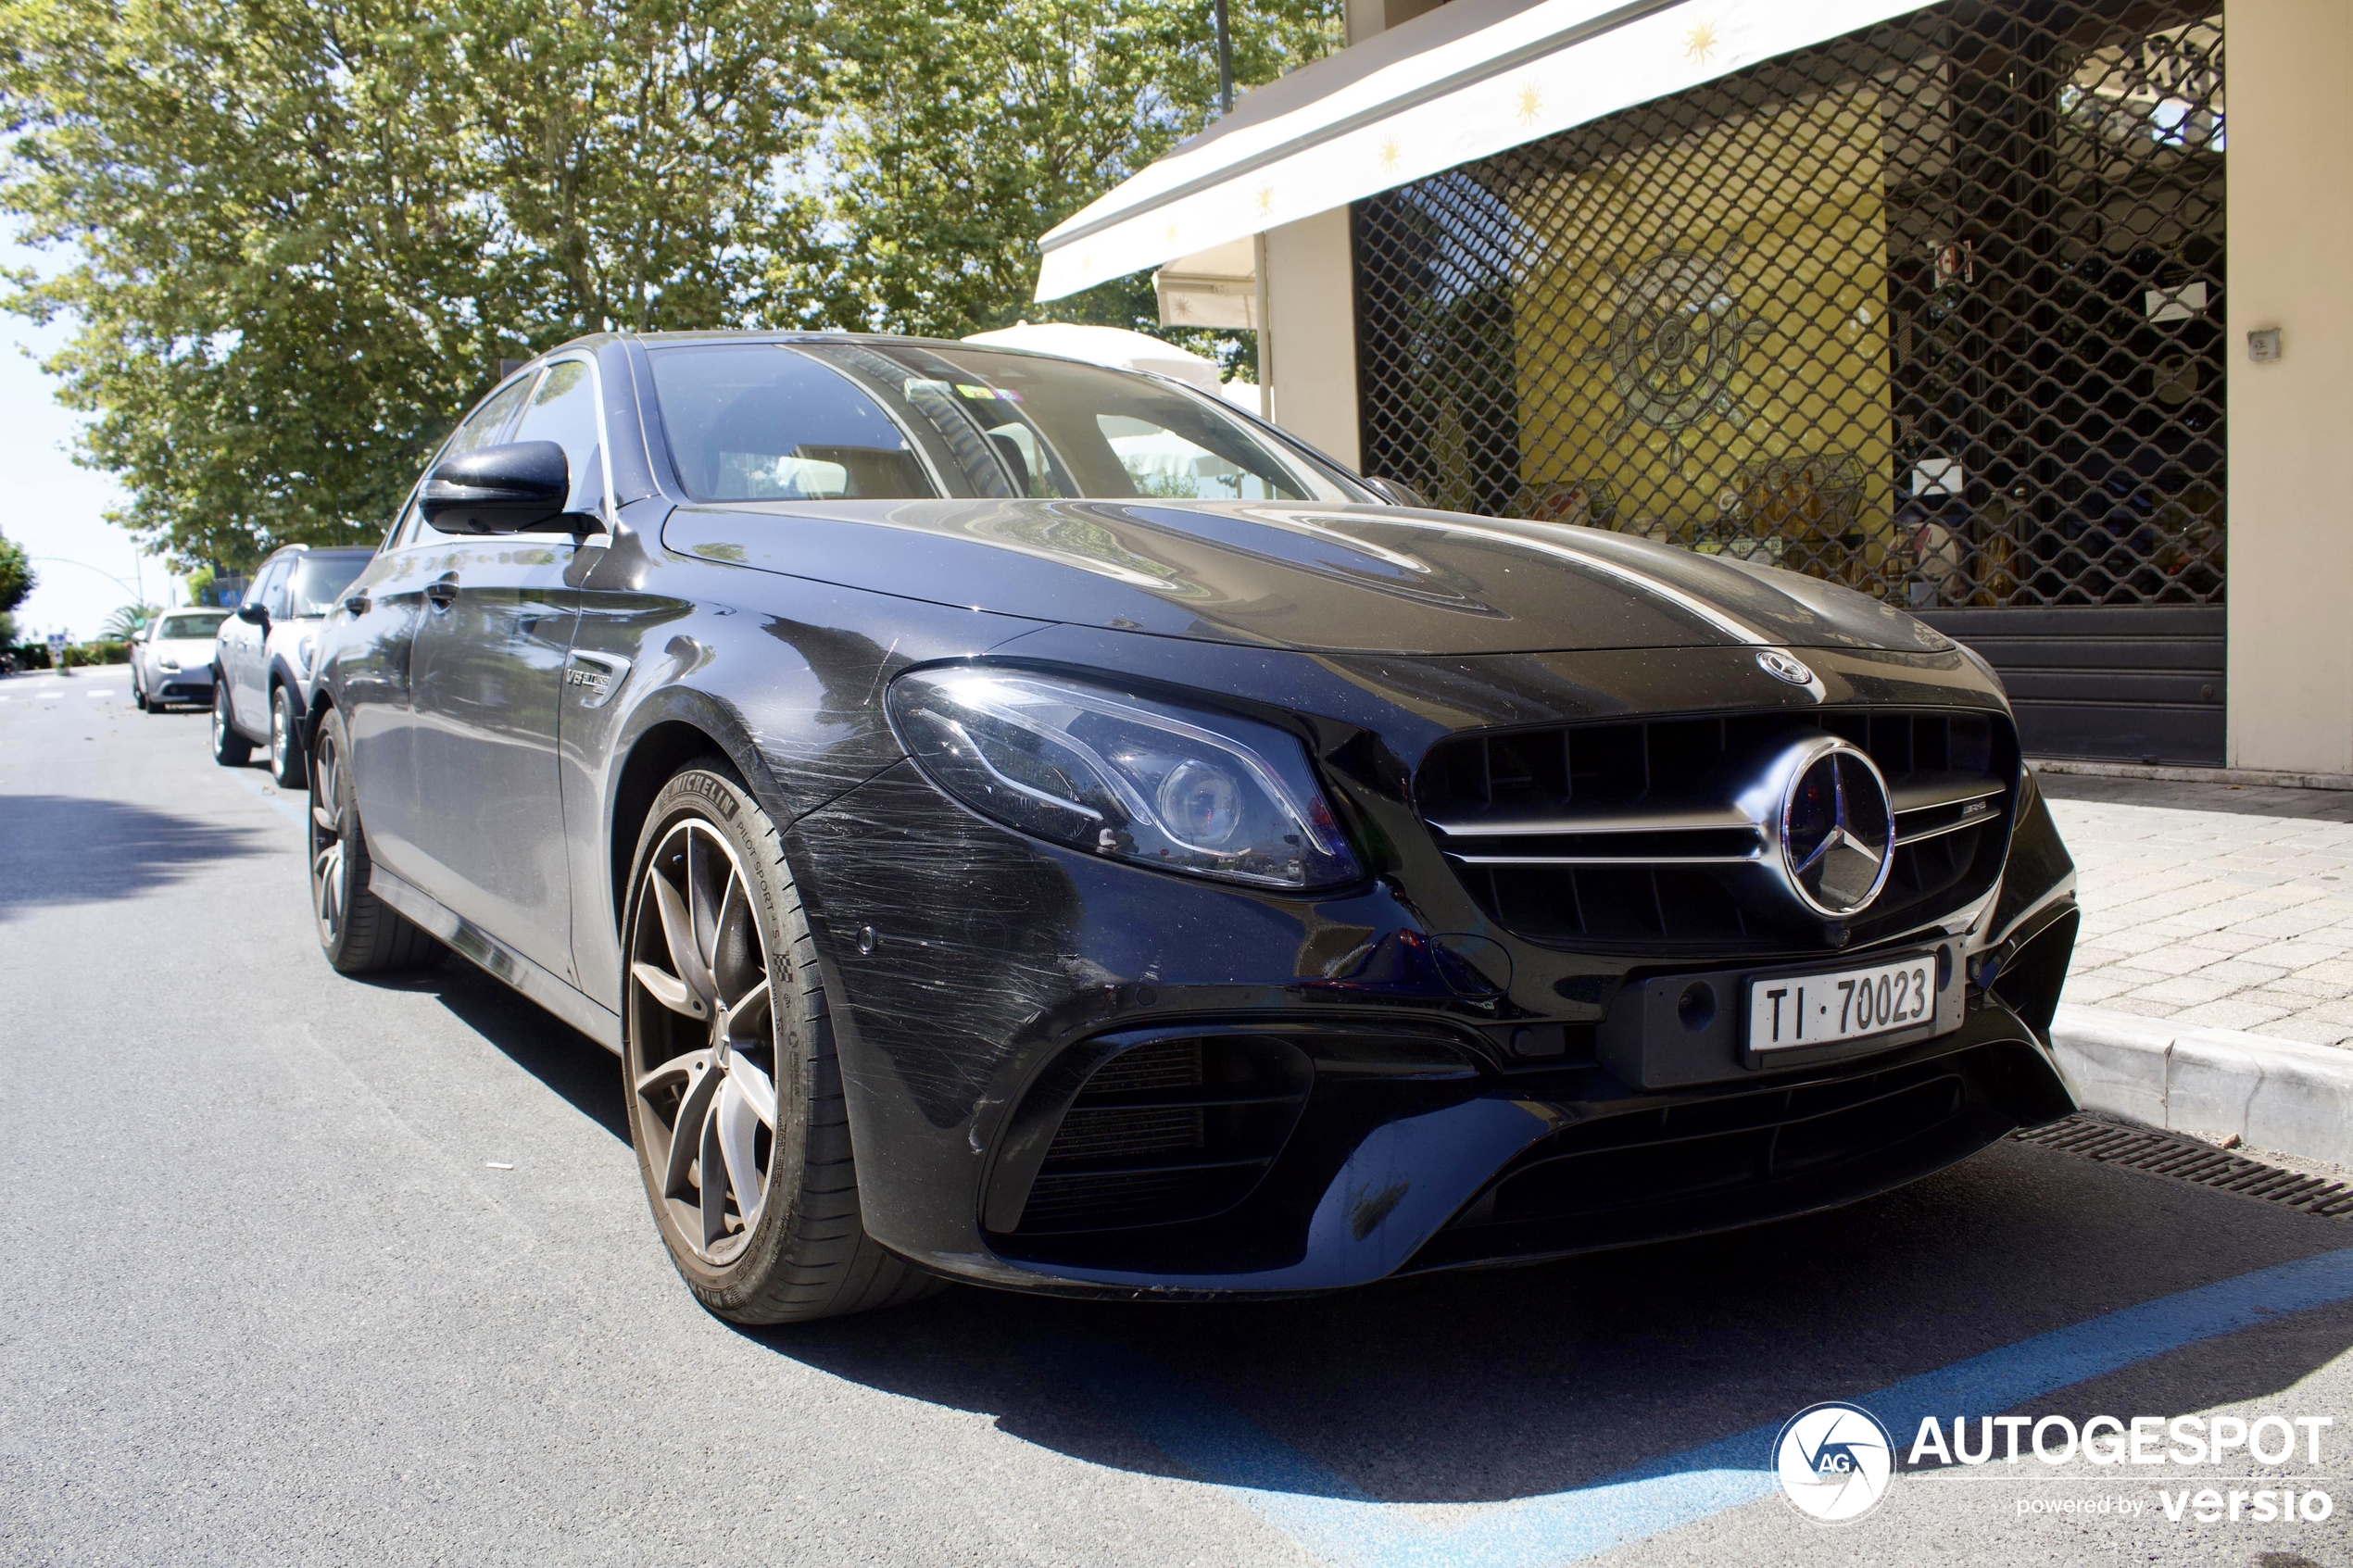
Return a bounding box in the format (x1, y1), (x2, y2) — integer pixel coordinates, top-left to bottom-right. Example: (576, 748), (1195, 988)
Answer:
(2050, 1002), (2353, 1168)
(2031, 757), (2353, 793)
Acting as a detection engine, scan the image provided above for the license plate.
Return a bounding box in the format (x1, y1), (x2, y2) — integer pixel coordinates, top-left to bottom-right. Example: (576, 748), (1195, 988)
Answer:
(1747, 953), (1936, 1052)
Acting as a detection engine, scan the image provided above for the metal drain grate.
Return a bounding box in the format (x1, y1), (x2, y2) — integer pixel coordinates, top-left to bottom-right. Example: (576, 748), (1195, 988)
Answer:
(2015, 1115), (2353, 1219)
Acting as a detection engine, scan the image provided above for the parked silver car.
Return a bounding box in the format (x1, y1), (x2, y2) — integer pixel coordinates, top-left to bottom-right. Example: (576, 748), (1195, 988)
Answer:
(211, 544), (373, 785)
(131, 608), (231, 711)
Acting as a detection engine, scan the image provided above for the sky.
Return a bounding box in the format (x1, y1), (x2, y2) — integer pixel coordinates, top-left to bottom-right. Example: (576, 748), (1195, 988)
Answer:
(1, 238), (188, 645)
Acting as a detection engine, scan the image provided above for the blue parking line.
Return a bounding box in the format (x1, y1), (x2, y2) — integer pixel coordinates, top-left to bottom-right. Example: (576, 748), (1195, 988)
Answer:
(1036, 1246), (2353, 1568)
(223, 763), (310, 833)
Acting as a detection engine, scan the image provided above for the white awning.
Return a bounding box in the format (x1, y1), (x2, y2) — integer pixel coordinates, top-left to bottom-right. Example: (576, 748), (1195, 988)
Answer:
(1152, 237), (1258, 330)
(1036, 0), (1937, 302)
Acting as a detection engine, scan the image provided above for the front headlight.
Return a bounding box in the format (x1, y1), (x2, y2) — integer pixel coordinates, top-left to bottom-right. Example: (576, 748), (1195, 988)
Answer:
(157, 656), (181, 672)
(296, 634), (318, 678)
(887, 667), (1362, 890)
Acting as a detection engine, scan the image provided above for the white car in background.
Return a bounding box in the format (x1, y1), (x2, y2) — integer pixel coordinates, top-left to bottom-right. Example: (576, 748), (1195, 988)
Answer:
(131, 608), (232, 712)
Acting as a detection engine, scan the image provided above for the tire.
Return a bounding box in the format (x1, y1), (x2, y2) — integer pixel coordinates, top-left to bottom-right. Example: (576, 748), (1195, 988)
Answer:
(211, 684), (253, 765)
(308, 705), (437, 974)
(270, 684), (308, 788)
(621, 761), (941, 1324)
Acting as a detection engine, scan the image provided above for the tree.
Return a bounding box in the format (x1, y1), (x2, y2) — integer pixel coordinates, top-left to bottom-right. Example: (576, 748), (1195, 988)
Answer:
(101, 602), (159, 640)
(1, 0), (824, 571)
(2, 0), (1341, 570)
(787, 0), (1341, 368)
(0, 528), (31, 617)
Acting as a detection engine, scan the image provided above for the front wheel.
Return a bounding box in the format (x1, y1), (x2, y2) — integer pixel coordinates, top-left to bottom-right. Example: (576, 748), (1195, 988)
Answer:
(308, 706), (435, 973)
(211, 684), (252, 765)
(621, 763), (939, 1324)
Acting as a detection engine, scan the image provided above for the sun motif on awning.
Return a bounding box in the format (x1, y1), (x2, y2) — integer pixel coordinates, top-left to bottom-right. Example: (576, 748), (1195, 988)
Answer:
(1590, 241), (1770, 473)
(1684, 20), (1719, 65)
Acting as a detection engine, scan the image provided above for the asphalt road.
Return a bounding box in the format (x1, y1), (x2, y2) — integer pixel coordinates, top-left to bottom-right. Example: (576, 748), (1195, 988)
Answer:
(5, 669), (2352, 1568)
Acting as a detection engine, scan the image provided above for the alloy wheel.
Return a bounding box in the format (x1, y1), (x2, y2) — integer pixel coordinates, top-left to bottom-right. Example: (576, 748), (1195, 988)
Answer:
(308, 727), (346, 947)
(627, 818), (779, 1265)
(271, 696), (290, 774)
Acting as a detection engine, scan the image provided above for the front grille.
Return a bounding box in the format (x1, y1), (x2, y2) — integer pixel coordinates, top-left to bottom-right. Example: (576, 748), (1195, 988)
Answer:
(1419, 708), (2017, 953)
(1013, 1035), (1314, 1236)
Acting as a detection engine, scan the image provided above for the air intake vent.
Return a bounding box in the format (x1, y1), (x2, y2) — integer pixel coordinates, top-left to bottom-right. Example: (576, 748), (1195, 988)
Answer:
(1013, 1035), (1313, 1236)
(1418, 709), (2017, 953)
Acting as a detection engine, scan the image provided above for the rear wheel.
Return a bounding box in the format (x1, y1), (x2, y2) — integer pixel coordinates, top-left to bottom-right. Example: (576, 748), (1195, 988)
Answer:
(270, 685), (308, 788)
(308, 706), (435, 973)
(211, 684), (252, 765)
(622, 763), (939, 1324)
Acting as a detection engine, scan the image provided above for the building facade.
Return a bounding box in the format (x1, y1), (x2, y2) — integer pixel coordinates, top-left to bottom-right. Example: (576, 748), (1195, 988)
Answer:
(1053, 0), (2350, 777)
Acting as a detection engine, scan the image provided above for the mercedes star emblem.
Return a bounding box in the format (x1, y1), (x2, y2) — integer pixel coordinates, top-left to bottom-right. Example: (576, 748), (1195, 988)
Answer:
(1778, 737), (1895, 918)
(1756, 648), (1815, 686)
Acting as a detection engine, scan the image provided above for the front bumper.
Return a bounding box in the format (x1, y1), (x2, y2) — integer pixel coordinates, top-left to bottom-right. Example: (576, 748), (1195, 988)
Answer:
(786, 753), (2080, 1299)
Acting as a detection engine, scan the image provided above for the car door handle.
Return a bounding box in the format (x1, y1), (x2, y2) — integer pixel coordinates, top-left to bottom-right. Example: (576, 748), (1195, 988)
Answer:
(426, 573), (459, 610)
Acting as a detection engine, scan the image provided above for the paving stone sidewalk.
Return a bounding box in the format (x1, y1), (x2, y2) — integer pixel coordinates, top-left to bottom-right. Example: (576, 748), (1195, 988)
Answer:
(2043, 771), (2353, 1047)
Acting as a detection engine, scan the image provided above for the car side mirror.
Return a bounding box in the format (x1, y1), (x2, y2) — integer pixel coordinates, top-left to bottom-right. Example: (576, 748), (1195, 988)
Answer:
(235, 603), (270, 627)
(421, 441), (581, 535)
(1363, 475), (1433, 509)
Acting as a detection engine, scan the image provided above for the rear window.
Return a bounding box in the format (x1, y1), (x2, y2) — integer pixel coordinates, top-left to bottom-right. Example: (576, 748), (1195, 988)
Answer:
(288, 554), (371, 617)
(648, 341), (1364, 505)
(157, 611), (228, 639)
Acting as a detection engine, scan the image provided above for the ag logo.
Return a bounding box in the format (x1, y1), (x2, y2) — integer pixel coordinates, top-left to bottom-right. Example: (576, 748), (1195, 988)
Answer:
(1773, 1401), (1894, 1524)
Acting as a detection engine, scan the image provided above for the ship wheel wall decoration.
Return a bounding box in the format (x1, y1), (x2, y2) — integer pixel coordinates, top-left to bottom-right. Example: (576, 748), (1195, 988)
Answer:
(1591, 241), (1770, 473)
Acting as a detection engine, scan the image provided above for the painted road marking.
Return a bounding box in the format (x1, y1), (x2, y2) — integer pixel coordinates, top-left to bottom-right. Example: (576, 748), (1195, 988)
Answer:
(1039, 1246), (2353, 1568)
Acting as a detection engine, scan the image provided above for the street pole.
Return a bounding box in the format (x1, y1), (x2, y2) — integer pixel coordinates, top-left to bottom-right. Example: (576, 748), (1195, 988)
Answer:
(1214, 0), (1233, 115)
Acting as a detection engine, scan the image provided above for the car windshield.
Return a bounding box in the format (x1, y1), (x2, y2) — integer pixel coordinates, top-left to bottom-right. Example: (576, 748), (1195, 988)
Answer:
(288, 554), (370, 617)
(156, 611), (228, 640)
(648, 341), (1362, 506)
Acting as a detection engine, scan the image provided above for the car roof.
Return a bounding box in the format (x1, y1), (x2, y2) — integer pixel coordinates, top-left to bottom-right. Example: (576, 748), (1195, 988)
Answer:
(542, 327), (1134, 366)
(259, 543), (375, 563)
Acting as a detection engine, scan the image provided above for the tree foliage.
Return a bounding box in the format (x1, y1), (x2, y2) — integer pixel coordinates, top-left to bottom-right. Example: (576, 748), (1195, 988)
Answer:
(2, 0), (822, 568)
(100, 600), (157, 639)
(1, 0), (1340, 570)
(0, 526), (31, 614)
(798, 0), (1340, 356)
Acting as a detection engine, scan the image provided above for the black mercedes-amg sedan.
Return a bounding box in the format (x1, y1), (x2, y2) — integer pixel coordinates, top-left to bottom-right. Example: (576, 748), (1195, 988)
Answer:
(304, 331), (2081, 1323)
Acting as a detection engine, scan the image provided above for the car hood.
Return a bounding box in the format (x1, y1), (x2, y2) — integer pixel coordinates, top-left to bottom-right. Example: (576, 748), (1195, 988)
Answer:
(662, 498), (1955, 658)
(150, 639), (219, 661)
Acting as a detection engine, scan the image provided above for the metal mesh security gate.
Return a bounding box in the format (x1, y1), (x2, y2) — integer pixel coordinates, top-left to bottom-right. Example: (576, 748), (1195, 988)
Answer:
(1353, 0), (2228, 763)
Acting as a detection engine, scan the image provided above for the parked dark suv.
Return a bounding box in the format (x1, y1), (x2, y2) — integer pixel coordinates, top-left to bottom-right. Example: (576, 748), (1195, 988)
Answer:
(302, 332), (2080, 1323)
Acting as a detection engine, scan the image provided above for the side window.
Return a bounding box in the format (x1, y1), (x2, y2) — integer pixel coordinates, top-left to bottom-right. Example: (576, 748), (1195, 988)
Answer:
(510, 358), (605, 514)
(409, 371), (537, 544)
(257, 559), (293, 619)
(384, 492), (420, 551)
(447, 375), (535, 458)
